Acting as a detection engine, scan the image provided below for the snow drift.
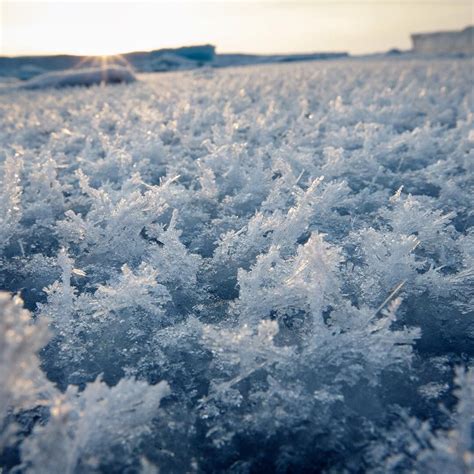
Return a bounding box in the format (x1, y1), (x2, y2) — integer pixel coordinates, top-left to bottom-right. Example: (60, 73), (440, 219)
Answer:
(20, 66), (137, 89)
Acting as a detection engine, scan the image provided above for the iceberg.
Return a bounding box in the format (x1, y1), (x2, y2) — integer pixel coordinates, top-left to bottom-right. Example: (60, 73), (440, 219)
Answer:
(411, 26), (474, 55)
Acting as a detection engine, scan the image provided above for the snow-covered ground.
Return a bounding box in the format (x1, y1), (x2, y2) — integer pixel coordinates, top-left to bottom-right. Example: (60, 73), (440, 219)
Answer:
(0, 58), (473, 473)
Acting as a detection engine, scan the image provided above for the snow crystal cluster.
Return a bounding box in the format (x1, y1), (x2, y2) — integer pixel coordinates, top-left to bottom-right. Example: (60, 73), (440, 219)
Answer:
(0, 58), (473, 473)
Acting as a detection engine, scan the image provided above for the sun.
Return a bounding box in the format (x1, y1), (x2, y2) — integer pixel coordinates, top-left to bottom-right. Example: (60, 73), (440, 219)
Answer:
(71, 54), (135, 77)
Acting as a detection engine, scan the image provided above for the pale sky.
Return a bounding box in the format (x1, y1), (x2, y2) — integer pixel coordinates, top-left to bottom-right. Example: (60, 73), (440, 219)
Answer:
(1, 0), (473, 56)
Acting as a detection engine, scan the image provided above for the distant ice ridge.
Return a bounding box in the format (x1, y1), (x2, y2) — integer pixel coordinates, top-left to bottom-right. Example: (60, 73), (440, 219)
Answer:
(0, 44), (348, 81)
(0, 45), (216, 80)
(20, 66), (137, 89)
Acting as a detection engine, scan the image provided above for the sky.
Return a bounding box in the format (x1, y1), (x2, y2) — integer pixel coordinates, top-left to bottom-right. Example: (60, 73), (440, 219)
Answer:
(1, 0), (473, 57)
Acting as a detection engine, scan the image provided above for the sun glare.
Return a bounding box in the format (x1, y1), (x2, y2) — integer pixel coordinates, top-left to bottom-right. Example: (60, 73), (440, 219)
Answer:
(3, 2), (201, 57)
